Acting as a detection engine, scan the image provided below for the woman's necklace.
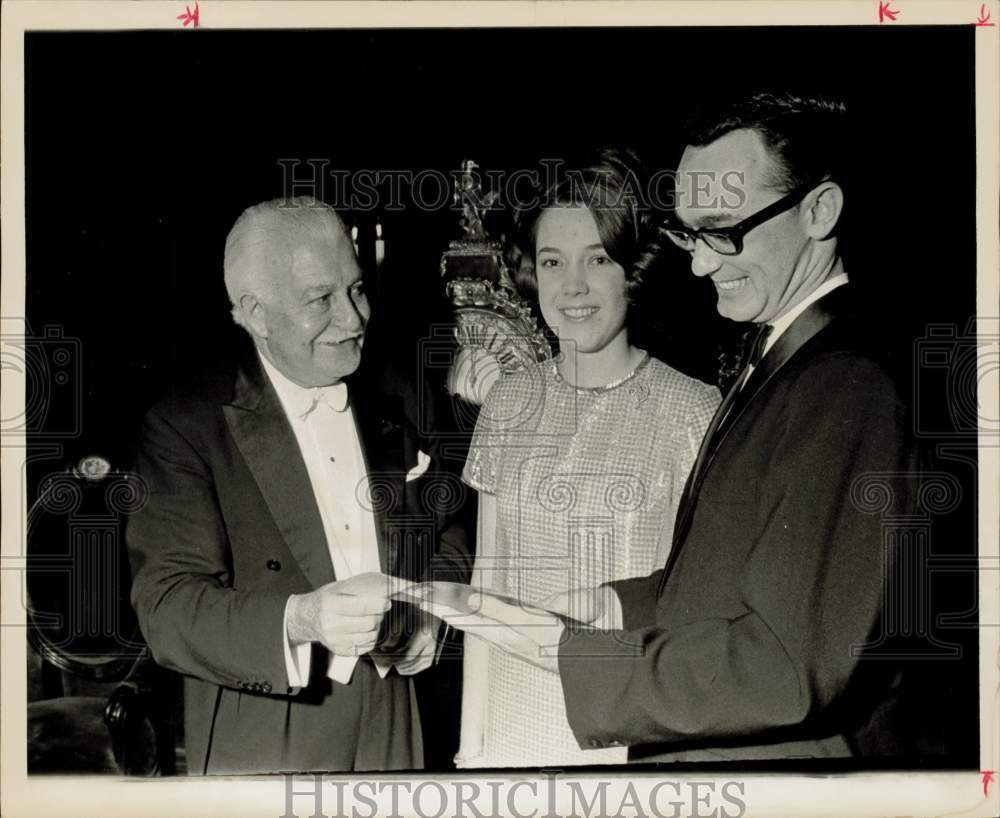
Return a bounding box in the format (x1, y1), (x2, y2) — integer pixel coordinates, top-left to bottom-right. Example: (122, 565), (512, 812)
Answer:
(552, 350), (651, 393)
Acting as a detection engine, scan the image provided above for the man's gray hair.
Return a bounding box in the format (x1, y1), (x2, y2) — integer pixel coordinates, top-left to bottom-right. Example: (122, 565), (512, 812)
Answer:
(223, 197), (348, 331)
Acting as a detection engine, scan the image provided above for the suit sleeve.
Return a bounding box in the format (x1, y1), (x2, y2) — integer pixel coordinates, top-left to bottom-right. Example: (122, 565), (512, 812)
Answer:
(559, 356), (918, 748)
(605, 571), (664, 629)
(127, 407), (294, 695)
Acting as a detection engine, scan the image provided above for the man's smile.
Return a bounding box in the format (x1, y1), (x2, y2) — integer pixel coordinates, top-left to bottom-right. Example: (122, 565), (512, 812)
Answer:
(319, 333), (363, 346)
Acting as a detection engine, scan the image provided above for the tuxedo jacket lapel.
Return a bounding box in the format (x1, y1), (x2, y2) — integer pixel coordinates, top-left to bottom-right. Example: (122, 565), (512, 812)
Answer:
(660, 286), (850, 594)
(668, 374), (743, 553)
(223, 354), (336, 589)
(348, 379), (407, 576)
(712, 286), (848, 453)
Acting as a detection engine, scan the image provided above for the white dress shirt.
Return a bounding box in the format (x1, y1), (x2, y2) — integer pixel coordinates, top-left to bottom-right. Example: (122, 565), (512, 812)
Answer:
(258, 353), (391, 686)
(743, 273), (849, 385)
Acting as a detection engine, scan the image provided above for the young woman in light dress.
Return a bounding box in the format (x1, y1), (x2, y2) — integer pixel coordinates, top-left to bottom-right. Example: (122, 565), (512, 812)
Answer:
(457, 150), (720, 768)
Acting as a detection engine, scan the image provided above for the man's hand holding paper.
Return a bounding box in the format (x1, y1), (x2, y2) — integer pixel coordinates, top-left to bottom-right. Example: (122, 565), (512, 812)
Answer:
(397, 582), (569, 673)
(540, 584), (624, 630)
(288, 571), (412, 656)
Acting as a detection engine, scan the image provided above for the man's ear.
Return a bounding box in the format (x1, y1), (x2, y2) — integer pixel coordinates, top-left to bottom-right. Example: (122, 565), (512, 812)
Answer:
(239, 293), (269, 339)
(803, 181), (844, 241)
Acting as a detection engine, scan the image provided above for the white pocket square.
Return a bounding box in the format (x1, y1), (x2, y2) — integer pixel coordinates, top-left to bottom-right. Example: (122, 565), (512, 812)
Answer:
(406, 450), (431, 482)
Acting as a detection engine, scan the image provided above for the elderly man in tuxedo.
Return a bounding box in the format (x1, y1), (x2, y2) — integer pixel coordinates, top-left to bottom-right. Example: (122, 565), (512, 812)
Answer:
(430, 93), (922, 762)
(127, 197), (470, 774)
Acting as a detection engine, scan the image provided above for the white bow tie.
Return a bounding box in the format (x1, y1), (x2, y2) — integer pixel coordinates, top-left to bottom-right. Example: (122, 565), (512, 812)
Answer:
(299, 382), (349, 419)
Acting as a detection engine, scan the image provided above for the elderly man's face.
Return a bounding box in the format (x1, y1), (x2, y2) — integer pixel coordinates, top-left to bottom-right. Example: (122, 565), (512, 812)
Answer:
(674, 128), (812, 324)
(257, 215), (369, 387)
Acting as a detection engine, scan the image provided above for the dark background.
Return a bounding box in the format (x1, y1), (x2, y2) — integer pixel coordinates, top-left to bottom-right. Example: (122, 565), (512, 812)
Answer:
(24, 26), (979, 467)
(23, 26), (981, 771)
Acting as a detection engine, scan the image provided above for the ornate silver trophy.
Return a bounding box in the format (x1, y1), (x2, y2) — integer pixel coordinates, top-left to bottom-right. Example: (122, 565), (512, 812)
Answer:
(442, 160), (551, 404)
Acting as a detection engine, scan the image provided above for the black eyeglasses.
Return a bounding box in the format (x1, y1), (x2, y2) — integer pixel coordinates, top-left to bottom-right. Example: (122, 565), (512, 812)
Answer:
(662, 179), (824, 256)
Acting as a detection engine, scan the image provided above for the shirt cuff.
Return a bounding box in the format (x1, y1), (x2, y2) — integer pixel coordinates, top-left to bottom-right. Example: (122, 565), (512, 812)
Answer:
(283, 596), (312, 691)
(327, 654), (358, 684)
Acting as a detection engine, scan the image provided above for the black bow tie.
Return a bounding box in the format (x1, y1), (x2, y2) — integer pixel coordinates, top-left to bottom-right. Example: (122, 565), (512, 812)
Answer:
(746, 323), (773, 368)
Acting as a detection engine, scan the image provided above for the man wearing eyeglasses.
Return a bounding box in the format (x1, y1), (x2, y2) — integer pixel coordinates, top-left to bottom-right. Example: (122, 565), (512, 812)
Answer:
(427, 92), (925, 763)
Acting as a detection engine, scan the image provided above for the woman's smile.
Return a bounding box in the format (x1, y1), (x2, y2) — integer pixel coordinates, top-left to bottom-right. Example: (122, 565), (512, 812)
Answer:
(560, 306), (600, 321)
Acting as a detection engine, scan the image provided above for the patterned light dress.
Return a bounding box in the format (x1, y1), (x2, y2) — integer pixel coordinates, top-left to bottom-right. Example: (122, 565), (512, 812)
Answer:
(460, 353), (719, 768)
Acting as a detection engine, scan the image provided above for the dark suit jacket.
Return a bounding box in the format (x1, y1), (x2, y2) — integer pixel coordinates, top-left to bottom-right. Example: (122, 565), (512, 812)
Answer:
(559, 288), (921, 762)
(126, 347), (471, 774)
